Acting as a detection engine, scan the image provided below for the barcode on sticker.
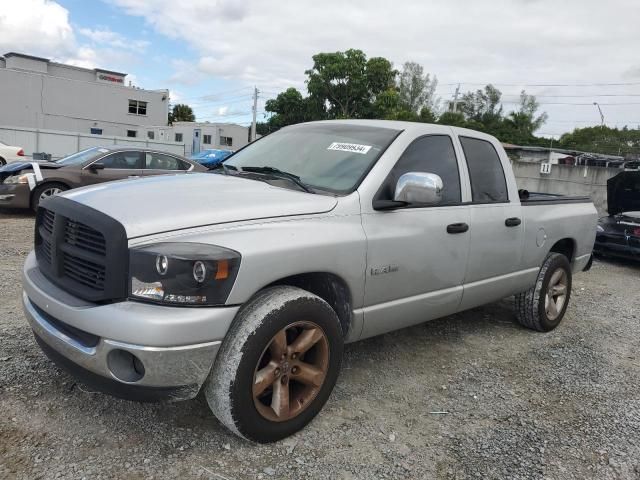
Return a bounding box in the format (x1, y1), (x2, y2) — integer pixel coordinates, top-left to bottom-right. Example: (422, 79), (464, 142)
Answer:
(327, 142), (372, 155)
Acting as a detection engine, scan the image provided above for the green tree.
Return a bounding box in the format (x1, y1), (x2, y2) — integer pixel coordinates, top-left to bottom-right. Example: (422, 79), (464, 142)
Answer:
(169, 103), (195, 123)
(305, 49), (396, 118)
(558, 126), (640, 156)
(506, 90), (548, 137)
(459, 84), (503, 124)
(264, 87), (317, 129)
(397, 62), (438, 115)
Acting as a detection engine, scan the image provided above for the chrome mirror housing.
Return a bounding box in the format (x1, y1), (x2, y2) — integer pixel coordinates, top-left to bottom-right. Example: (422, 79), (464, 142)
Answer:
(394, 172), (443, 205)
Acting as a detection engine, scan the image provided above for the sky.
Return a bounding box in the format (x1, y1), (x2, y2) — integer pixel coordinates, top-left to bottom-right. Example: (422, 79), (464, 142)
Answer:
(1, 0), (639, 137)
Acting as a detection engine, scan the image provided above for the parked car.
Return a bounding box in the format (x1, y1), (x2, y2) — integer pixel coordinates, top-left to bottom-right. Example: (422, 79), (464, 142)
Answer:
(190, 149), (233, 168)
(0, 140), (25, 165)
(594, 170), (640, 259)
(21, 120), (597, 443)
(0, 146), (207, 211)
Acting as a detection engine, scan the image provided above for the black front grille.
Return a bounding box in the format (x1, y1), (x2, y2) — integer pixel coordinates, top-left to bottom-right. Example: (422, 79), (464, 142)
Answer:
(64, 219), (106, 256)
(62, 252), (106, 291)
(34, 197), (128, 302)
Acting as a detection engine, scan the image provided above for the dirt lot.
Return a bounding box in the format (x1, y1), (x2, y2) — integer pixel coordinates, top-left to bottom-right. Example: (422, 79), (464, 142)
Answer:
(1, 209), (639, 480)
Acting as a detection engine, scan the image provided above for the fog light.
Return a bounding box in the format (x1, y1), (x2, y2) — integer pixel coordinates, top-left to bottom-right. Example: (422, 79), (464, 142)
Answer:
(107, 349), (145, 383)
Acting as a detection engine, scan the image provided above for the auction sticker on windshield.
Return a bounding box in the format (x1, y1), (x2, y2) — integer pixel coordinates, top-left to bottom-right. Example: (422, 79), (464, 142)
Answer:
(327, 142), (372, 155)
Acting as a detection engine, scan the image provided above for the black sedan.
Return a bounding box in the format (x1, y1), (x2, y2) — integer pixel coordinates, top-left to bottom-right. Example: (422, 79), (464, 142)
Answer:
(594, 171), (640, 260)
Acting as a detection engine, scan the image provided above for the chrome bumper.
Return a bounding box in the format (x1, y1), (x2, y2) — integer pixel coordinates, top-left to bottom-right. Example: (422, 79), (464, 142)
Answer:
(21, 251), (240, 400)
(23, 292), (220, 398)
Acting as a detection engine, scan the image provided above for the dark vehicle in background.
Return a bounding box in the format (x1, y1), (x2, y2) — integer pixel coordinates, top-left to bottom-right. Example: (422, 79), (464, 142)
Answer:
(594, 171), (640, 260)
(0, 146), (207, 211)
(189, 149), (233, 168)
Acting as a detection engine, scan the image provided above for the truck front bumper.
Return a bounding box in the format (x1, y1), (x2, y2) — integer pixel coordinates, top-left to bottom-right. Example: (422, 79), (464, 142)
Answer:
(22, 251), (240, 402)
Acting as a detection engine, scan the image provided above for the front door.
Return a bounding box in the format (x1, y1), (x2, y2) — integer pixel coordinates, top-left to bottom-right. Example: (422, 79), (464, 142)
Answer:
(82, 151), (144, 185)
(360, 134), (470, 339)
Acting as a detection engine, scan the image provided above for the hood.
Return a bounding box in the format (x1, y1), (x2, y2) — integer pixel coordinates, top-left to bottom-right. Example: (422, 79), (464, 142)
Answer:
(0, 161), (61, 173)
(607, 171), (640, 216)
(63, 172), (338, 238)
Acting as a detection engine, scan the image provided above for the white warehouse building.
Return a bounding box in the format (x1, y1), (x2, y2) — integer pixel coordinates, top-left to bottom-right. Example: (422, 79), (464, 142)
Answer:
(0, 52), (169, 138)
(145, 122), (250, 155)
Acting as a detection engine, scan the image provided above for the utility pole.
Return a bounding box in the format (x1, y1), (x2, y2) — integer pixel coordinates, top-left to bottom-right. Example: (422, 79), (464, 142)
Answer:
(251, 86), (259, 142)
(452, 84), (460, 113)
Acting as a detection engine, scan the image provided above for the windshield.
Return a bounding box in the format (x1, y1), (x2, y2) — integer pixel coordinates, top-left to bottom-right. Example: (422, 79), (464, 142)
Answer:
(223, 123), (400, 193)
(55, 147), (108, 166)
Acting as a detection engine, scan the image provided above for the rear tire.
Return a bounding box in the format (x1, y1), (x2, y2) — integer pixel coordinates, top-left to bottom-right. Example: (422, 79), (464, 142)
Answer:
(0, 157), (6, 166)
(514, 253), (572, 332)
(31, 182), (68, 212)
(204, 286), (343, 443)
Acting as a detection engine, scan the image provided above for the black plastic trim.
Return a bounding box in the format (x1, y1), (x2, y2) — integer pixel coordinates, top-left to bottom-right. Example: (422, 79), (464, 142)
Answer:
(35, 196), (128, 302)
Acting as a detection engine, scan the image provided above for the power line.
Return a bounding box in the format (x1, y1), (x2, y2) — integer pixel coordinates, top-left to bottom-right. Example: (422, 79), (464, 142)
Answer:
(175, 86), (254, 103)
(439, 81), (640, 87)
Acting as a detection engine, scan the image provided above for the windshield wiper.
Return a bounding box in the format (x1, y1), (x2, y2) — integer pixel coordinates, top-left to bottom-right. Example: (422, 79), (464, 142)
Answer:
(209, 163), (237, 175)
(239, 166), (314, 193)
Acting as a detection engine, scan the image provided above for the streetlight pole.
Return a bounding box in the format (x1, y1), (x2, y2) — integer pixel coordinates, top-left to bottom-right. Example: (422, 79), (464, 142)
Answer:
(593, 102), (605, 128)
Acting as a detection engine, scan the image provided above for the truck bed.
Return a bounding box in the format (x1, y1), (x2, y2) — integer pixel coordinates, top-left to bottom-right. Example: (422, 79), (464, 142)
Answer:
(519, 191), (591, 206)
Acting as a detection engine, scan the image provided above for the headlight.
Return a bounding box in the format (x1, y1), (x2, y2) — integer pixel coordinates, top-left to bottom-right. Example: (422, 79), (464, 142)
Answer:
(129, 242), (241, 306)
(3, 174), (29, 184)
(596, 224), (604, 233)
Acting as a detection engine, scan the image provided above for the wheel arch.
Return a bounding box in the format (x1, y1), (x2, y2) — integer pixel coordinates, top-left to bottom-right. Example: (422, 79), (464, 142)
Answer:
(265, 272), (353, 338)
(30, 180), (71, 207)
(548, 238), (576, 262)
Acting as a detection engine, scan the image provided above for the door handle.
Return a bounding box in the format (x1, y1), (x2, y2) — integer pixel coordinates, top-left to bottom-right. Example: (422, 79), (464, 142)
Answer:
(446, 222), (469, 234)
(128, 175), (140, 179)
(505, 217), (521, 227)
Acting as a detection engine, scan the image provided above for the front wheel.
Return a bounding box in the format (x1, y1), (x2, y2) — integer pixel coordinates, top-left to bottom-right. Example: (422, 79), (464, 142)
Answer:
(514, 253), (572, 332)
(204, 286), (343, 443)
(32, 183), (68, 212)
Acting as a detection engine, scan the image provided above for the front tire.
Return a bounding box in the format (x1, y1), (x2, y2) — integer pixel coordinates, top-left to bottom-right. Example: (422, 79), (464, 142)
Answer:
(32, 183), (68, 212)
(514, 253), (572, 332)
(204, 286), (344, 443)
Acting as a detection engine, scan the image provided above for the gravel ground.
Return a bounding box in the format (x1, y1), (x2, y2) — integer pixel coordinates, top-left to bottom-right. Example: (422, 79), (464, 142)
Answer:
(1, 209), (639, 480)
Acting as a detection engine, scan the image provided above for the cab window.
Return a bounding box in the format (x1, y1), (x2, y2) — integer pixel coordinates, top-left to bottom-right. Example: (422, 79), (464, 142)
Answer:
(378, 135), (461, 205)
(460, 136), (508, 203)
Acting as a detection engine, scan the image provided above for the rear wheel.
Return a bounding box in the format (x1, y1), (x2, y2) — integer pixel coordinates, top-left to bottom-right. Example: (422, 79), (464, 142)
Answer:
(32, 183), (67, 212)
(514, 253), (572, 331)
(204, 286), (343, 443)
(0, 157), (6, 166)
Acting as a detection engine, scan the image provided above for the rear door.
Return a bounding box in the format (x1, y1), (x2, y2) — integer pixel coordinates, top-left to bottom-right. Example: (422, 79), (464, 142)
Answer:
(456, 135), (526, 311)
(82, 151), (144, 185)
(361, 134), (470, 339)
(142, 152), (192, 176)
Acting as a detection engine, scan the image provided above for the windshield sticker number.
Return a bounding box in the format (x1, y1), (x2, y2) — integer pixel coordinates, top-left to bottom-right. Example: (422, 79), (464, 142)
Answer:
(327, 142), (372, 155)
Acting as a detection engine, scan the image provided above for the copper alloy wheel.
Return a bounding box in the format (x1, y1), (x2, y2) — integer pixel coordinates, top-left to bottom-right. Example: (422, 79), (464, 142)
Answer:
(545, 268), (568, 321)
(252, 321), (330, 422)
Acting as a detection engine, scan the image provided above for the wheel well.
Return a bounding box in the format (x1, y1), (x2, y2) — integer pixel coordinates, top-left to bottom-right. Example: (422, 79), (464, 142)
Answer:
(267, 272), (352, 337)
(549, 238), (575, 262)
(30, 181), (70, 205)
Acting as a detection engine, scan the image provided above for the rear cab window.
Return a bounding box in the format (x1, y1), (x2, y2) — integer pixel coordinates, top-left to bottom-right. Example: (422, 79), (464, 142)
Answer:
(459, 136), (509, 203)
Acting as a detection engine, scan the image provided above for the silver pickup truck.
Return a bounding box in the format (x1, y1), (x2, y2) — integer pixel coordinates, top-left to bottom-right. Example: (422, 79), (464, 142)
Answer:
(22, 120), (597, 442)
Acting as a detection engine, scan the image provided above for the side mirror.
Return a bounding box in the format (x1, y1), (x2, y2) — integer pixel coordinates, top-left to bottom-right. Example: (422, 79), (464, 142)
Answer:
(89, 162), (105, 171)
(394, 172), (443, 205)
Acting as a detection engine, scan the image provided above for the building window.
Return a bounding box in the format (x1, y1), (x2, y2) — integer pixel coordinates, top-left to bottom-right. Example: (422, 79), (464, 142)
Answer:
(128, 100), (147, 115)
(203, 134), (212, 145)
(147, 131), (155, 140)
(220, 136), (233, 147)
(127, 130), (137, 138)
(175, 133), (183, 142)
(90, 128), (103, 135)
